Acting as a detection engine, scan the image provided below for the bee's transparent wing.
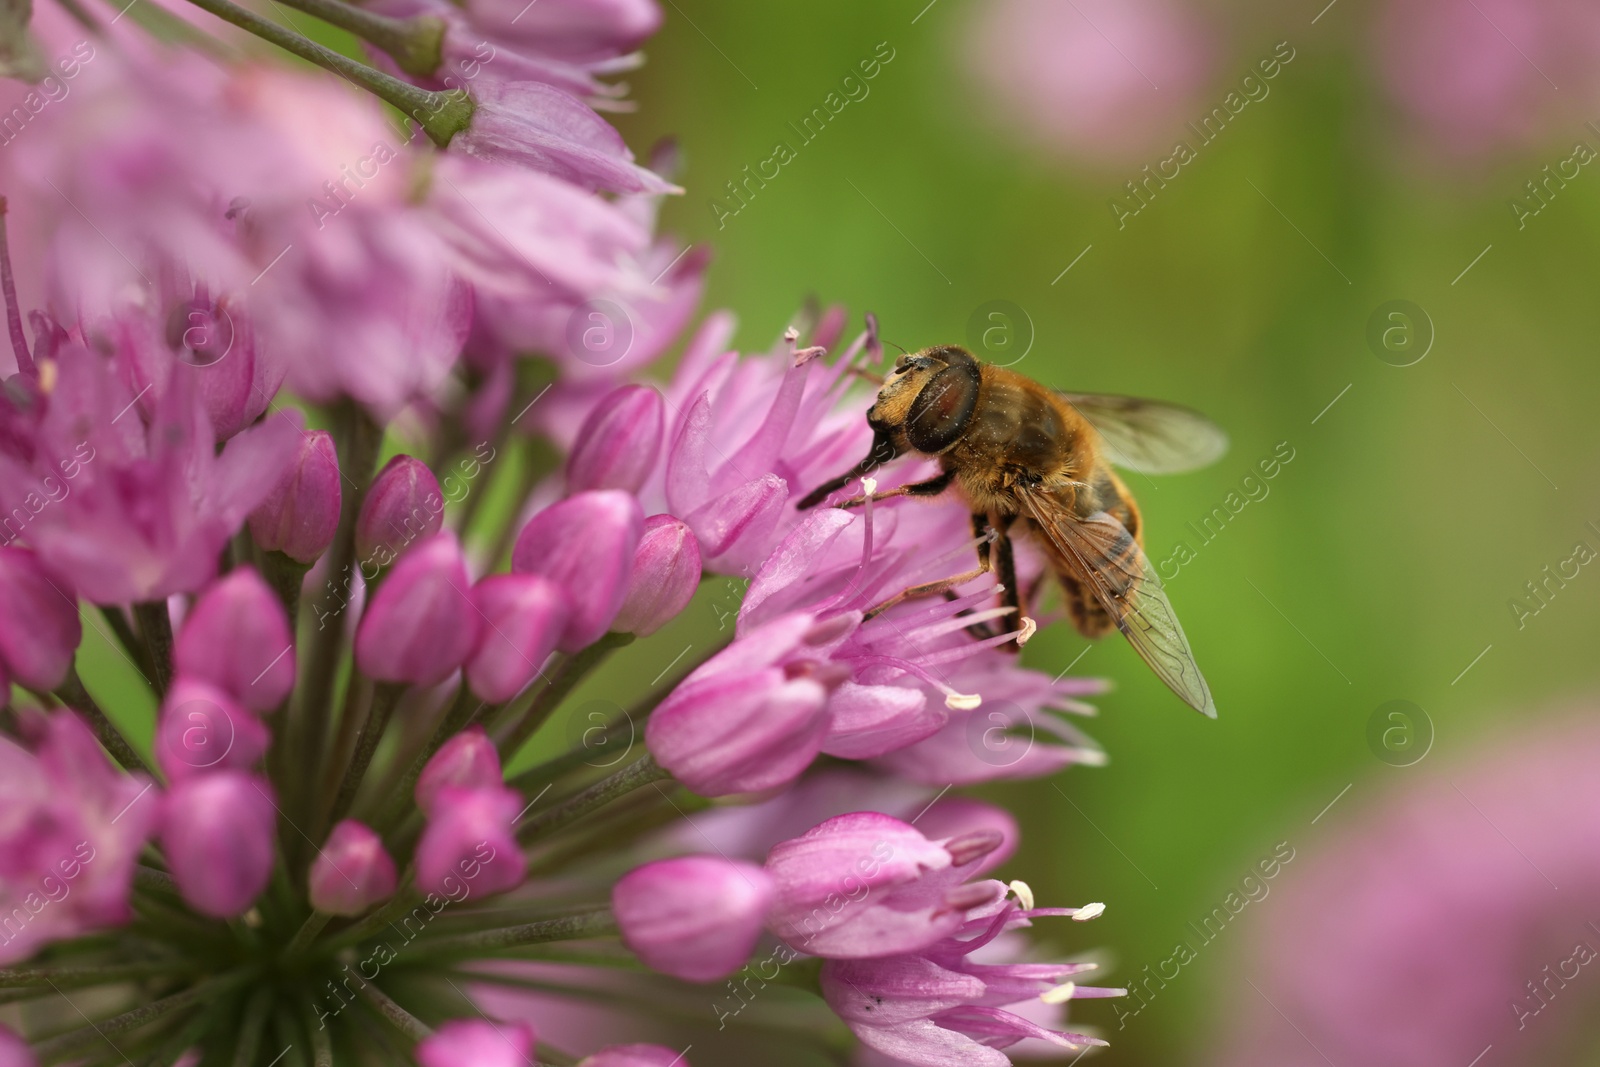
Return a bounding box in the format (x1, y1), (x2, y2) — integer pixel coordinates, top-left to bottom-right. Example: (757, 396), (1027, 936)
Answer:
(1021, 492), (1216, 717)
(1058, 392), (1228, 474)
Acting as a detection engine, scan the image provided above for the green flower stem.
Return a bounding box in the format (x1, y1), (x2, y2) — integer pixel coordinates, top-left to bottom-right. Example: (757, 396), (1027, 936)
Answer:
(294, 402), (383, 831)
(526, 786), (709, 877)
(325, 680), (408, 833)
(98, 605), (153, 679)
(0, 962), (189, 989)
(516, 754), (672, 844)
(261, 550), (311, 634)
(132, 600), (174, 696)
(272, 1004), (311, 1067)
(411, 908), (615, 960)
(133, 866), (180, 897)
(357, 982), (432, 1042)
(54, 665), (151, 776)
(286, 910), (336, 958)
(302, 996), (334, 1067)
(321, 879), (419, 954)
(273, 0), (445, 78)
(231, 987), (274, 1067)
(139, 1005), (218, 1067)
(31, 971), (252, 1063)
(174, 0), (474, 144)
(503, 718), (634, 795)
(493, 633), (635, 761)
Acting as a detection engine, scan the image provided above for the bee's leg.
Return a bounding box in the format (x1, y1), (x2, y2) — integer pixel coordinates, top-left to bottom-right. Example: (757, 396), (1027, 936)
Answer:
(991, 517), (1035, 650)
(864, 513), (995, 622)
(796, 430), (902, 510)
(833, 469), (956, 509)
(948, 512), (1002, 640)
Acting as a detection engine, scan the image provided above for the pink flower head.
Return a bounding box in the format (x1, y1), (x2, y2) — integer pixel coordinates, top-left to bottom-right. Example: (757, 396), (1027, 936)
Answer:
(961, 0), (1214, 166)
(763, 811), (1009, 959)
(416, 1019), (537, 1067)
(0, 546), (81, 691)
(154, 678), (270, 781)
(160, 772), (277, 919)
(464, 573), (569, 702)
(355, 454), (444, 565)
(0, 713), (156, 963)
(645, 612), (845, 797)
(354, 531), (481, 686)
(1212, 710), (1600, 1067)
(821, 894), (1119, 1065)
(249, 420), (341, 564)
(309, 820), (397, 916)
(578, 1046), (692, 1067)
(417, 726), (503, 815)
(416, 785), (527, 898)
(512, 489), (643, 653)
(0, 342), (297, 603)
(612, 856), (774, 981)
(611, 515), (700, 637)
(173, 568), (295, 712)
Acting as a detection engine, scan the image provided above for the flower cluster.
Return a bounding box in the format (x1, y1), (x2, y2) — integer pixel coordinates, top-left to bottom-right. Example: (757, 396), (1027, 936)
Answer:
(0, 0), (1124, 1064)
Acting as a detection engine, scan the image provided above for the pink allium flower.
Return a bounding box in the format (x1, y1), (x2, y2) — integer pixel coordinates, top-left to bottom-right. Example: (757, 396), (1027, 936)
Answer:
(464, 573), (570, 702)
(416, 1019), (537, 1067)
(511, 489), (644, 652)
(0, 547), (80, 691)
(154, 678), (270, 781)
(160, 772), (277, 919)
(565, 384), (665, 494)
(0, 1024), (34, 1067)
(0, 713), (156, 964)
(0, 343), (297, 603)
(1376, 0), (1600, 160)
(248, 421), (342, 564)
(354, 531), (481, 686)
(417, 726), (504, 813)
(416, 784), (527, 897)
(611, 514), (701, 637)
(309, 820), (398, 916)
(821, 896), (1120, 1064)
(960, 0), (1214, 166)
(173, 569), (295, 712)
(612, 855), (774, 981)
(763, 811), (1007, 959)
(1212, 710), (1600, 1067)
(356, 454), (445, 564)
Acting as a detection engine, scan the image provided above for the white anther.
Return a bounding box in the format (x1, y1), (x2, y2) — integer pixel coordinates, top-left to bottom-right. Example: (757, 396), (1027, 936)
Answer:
(1040, 982), (1076, 1005)
(1072, 901), (1107, 922)
(1016, 617), (1038, 645)
(945, 692), (982, 711)
(1008, 879), (1035, 911)
(860, 477), (878, 495)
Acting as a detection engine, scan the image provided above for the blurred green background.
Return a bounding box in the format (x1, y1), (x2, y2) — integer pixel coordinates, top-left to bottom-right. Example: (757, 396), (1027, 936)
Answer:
(604, 1), (1600, 1061)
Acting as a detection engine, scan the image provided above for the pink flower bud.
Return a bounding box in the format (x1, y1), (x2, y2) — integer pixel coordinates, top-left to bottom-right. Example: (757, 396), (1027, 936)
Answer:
(0, 547), (81, 691)
(248, 426), (341, 564)
(611, 515), (700, 637)
(0, 1022), (36, 1067)
(308, 820), (397, 916)
(353, 532), (480, 686)
(416, 1020), (536, 1067)
(154, 678), (269, 781)
(355, 455), (443, 565)
(173, 569), (295, 712)
(416, 785), (527, 898)
(464, 574), (569, 703)
(512, 490), (643, 653)
(613, 856), (774, 982)
(416, 726), (502, 816)
(161, 772), (277, 918)
(579, 1047), (693, 1067)
(566, 384), (664, 494)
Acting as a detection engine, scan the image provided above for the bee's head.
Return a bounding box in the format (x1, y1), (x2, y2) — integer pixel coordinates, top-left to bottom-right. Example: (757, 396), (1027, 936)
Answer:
(867, 346), (981, 451)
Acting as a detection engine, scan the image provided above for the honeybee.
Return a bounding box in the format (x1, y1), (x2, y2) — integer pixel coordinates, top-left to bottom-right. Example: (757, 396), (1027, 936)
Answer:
(798, 344), (1226, 717)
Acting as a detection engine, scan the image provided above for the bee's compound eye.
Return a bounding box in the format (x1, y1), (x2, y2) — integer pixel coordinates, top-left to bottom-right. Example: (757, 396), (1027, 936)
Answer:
(893, 356), (912, 373)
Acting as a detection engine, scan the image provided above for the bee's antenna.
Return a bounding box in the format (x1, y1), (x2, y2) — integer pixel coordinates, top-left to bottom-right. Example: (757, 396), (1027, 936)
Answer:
(883, 339), (908, 355)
